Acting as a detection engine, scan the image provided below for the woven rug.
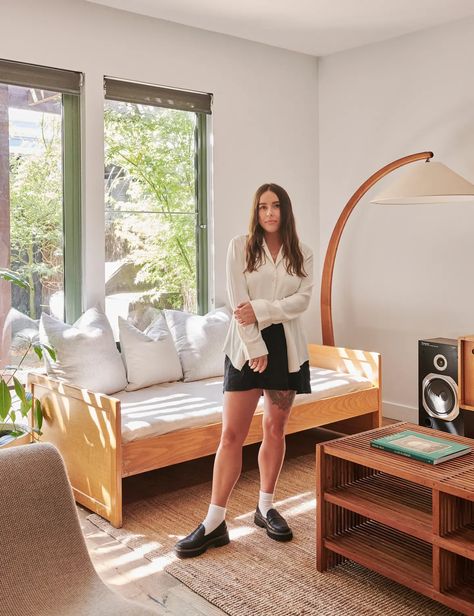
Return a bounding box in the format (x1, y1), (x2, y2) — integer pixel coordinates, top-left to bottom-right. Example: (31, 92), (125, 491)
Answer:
(88, 453), (456, 616)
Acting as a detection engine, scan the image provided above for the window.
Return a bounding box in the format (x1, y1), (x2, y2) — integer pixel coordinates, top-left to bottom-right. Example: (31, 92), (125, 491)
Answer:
(103, 78), (210, 334)
(0, 59), (82, 370)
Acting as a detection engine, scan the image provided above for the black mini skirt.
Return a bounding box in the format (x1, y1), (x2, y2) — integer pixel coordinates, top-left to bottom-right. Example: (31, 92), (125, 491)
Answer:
(223, 323), (311, 394)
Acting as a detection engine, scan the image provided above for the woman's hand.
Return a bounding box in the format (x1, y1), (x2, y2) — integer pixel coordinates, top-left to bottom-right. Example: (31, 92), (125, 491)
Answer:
(234, 301), (257, 326)
(248, 355), (268, 373)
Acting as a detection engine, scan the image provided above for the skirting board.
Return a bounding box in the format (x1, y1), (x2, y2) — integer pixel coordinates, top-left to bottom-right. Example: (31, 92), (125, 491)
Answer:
(382, 400), (417, 423)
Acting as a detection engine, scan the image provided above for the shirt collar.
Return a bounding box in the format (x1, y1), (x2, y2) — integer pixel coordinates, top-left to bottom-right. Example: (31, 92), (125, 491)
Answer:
(262, 239), (283, 266)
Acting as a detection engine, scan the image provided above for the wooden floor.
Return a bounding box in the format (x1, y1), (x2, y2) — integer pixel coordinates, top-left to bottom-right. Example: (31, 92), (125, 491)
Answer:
(79, 507), (225, 615)
(79, 422), (398, 615)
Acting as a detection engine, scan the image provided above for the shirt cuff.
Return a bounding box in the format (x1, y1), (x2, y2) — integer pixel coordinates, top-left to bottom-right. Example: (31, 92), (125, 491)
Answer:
(243, 337), (268, 361)
(250, 299), (272, 329)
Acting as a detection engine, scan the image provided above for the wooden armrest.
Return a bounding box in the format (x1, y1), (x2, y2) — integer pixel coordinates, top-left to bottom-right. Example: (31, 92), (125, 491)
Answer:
(308, 343), (381, 388)
(27, 372), (123, 527)
(27, 373), (120, 415)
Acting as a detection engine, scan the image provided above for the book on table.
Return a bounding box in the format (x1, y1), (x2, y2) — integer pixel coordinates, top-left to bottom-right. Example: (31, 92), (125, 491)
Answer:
(370, 429), (471, 464)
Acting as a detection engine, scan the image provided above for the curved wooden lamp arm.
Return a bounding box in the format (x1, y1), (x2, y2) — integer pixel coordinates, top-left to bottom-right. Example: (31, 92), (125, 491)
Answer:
(320, 151), (434, 346)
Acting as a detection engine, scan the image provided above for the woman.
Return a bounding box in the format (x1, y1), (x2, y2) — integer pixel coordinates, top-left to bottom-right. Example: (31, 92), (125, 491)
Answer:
(175, 183), (313, 558)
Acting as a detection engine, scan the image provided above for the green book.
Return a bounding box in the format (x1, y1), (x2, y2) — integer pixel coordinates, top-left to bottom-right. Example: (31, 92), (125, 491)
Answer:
(370, 429), (471, 464)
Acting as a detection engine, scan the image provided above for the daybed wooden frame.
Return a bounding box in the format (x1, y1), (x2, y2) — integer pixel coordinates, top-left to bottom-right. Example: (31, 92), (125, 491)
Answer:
(28, 343), (381, 528)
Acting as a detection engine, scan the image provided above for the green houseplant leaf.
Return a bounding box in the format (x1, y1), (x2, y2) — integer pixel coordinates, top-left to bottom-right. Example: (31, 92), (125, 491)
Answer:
(20, 392), (33, 419)
(32, 343), (56, 363)
(0, 269), (47, 444)
(33, 345), (43, 361)
(13, 376), (27, 404)
(43, 344), (56, 362)
(35, 399), (43, 432)
(0, 268), (30, 290)
(0, 380), (12, 421)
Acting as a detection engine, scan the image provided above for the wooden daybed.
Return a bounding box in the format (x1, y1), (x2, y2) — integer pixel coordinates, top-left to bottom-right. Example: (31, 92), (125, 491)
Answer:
(28, 343), (381, 528)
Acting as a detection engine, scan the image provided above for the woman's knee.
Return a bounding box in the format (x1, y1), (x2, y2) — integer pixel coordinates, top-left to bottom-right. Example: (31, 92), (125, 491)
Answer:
(262, 390), (295, 440)
(262, 416), (286, 441)
(219, 427), (246, 449)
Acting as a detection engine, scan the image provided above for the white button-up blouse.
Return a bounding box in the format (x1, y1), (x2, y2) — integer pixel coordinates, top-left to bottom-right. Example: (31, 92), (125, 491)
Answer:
(222, 234), (314, 372)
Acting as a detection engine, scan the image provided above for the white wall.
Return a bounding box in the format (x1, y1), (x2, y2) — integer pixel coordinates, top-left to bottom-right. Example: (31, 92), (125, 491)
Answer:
(1, 0), (319, 338)
(319, 18), (474, 420)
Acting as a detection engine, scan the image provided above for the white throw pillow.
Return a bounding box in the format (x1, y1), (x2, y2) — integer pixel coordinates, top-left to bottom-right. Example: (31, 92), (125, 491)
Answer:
(119, 316), (183, 391)
(164, 307), (231, 382)
(39, 307), (127, 394)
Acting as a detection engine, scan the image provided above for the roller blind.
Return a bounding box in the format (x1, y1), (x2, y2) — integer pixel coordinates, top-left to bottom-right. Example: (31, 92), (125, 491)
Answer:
(0, 58), (82, 94)
(104, 77), (212, 114)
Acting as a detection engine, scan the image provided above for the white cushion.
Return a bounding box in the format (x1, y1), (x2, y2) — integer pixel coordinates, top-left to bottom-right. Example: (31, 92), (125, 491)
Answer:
(119, 316), (183, 391)
(39, 307), (127, 394)
(164, 307), (231, 382)
(115, 366), (374, 443)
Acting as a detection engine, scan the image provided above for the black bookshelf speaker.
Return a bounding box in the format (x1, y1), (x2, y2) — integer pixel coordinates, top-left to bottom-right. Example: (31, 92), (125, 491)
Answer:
(418, 338), (465, 435)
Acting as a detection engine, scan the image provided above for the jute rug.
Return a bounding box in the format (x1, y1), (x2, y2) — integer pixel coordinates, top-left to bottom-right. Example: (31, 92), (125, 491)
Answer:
(88, 453), (456, 616)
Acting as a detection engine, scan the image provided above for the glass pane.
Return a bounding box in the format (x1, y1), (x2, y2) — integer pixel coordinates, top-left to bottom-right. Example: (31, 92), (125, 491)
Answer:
(0, 84), (64, 374)
(104, 100), (198, 336)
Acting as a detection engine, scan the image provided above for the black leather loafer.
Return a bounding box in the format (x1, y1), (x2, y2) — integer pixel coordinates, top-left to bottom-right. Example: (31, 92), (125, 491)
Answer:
(254, 506), (293, 542)
(174, 521), (230, 558)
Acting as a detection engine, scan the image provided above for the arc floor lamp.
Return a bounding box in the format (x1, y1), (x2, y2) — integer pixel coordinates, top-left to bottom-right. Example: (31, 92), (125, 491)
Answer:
(321, 151), (474, 346)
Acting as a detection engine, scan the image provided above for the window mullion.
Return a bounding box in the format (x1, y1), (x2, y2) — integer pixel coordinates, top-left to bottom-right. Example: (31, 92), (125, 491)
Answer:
(195, 113), (208, 315)
(62, 93), (82, 323)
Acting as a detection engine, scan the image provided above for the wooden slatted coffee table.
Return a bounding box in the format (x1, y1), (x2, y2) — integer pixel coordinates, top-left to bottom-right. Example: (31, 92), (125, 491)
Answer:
(316, 422), (474, 615)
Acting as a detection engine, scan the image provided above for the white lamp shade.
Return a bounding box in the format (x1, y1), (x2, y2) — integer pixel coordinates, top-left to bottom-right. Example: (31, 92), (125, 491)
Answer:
(371, 161), (474, 205)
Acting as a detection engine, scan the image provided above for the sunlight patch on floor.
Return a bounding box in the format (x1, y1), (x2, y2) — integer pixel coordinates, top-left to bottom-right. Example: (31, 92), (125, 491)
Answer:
(116, 553), (177, 580)
(274, 491), (313, 507)
(95, 542), (133, 555)
(93, 547), (147, 572)
(229, 525), (257, 540)
(283, 498), (316, 517)
(234, 490), (314, 520)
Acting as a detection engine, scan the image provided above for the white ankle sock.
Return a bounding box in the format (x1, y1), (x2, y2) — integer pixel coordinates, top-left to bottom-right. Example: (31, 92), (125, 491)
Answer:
(202, 504), (226, 534)
(258, 491), (274, 517)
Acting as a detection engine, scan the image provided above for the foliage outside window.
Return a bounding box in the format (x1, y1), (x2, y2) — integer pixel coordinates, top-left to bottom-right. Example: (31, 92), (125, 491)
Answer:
(9, 93), (63, 321)
(0, 60), (82, 374)
(104, 79), (210, 333)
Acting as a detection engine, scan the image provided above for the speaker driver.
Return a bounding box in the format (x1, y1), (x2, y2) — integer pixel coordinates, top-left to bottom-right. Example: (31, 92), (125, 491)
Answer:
(433, 353), (448, 371)
(422, 373), (459, 422)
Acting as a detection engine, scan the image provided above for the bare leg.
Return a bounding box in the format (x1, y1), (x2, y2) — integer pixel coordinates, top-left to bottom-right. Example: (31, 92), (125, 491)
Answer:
(210, 389), (262, 506)
(258, 390), (295, 494)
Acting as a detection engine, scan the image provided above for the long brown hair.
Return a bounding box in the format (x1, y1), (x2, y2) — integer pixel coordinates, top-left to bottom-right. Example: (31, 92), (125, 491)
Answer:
(245, 183), (306, 277)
